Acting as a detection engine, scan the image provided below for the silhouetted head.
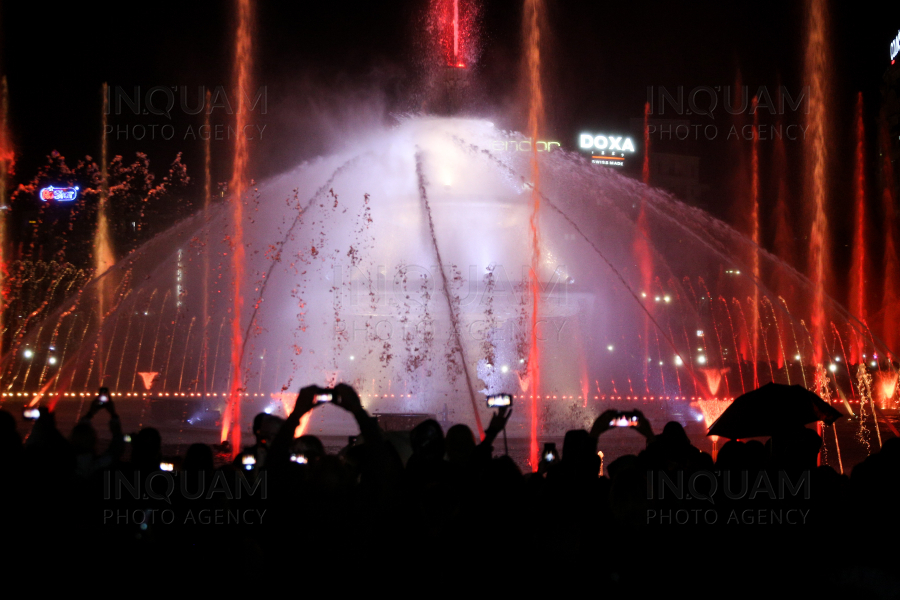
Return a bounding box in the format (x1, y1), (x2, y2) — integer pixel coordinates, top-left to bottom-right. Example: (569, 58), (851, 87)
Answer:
(410, 419), (444, 461)
(292, 435), (326, 461)
(183, 443), (214, 472)
(715, 440), (746, 470)
(771, 426), (822, 470)
(607, 454), (638, 481)
(70, 421), (97, 456)
(744, 439), (767, 470)
(660, 421), (691, 447)
(0, 409), (22, 454)
(257, 415), (284, 447)
(445, 424), (476, 464)
(0, 409), (16, 435)
(253, 413), (267, 443)
(562, 429), (596, 462)
(132, 427), (162, 469)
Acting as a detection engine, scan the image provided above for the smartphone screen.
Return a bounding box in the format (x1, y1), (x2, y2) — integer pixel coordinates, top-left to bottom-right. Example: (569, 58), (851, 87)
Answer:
(22, 407), (40, 420)
(609, 414), (639, 427)
(313, 393), (333, 404)
(160, 462), (174, 472)
(290, 453), (308, 464)
(486, 394), (512, 408)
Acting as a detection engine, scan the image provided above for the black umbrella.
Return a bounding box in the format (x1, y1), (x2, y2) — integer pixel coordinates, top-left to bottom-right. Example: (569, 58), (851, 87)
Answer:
(707, 382), (844, 439)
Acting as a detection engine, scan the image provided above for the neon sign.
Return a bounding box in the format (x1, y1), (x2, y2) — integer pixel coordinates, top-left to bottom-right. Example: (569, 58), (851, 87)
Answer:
(579, 134), (636, 153)
(39, 186), (79, 202)
(493, 140), (561, 152)
(892, 30), (900, 62)
(579, 133), (636, 167)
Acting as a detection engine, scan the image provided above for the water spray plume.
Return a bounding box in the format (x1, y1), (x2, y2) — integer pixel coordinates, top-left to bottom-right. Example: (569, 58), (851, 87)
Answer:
(524, 0), (544, 472)
(415, 152), (483, 438)
(805, 0), (830, 366)
(432, 0), (475, 68)
(223, 0), (253, 455)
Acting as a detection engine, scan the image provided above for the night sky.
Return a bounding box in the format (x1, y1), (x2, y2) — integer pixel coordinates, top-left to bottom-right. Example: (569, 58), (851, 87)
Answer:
(3, 0), (900, 268)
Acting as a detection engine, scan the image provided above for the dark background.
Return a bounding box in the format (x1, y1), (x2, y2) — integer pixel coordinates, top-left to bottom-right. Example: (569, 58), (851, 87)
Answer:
(3, 0), (900, 284)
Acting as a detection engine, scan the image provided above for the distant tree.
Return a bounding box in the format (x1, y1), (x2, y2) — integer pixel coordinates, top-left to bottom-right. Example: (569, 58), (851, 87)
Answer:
(12, 151), (190, 267)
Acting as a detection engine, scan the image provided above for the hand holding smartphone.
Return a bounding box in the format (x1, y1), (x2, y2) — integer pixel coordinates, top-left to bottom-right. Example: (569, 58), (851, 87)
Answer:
(608, 411), (640, 428)
(313, 391), (334, 405)
(486, 394), (512, 408)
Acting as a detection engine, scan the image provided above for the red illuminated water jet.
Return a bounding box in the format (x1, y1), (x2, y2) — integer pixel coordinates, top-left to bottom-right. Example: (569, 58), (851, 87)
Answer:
(805, 0), (830, 366)
(881, 113), (900, 355)
(431, 0), (477, 68)
(771, 122), (793, 369)
(849, 92), (867, 363)
(0, 77), (11, 359)
(750, 96), (760, 388)
(223, 0), (254, 454)
(634, 101), (653, 392)
(524, 0), (544, 471)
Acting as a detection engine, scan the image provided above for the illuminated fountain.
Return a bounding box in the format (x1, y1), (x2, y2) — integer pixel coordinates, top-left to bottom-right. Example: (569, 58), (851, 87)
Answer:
(9, 114), (893, 444)
(0, 0), (894, 471)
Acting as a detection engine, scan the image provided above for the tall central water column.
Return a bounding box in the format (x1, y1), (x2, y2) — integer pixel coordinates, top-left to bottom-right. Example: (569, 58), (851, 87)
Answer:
(524, 0), (544, 470)
(805, 0), (830, 368)
(223, 0), (254, 453)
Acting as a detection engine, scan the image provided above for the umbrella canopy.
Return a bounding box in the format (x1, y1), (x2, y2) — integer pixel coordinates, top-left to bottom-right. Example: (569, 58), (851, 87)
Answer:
(707, 382), (844, 439)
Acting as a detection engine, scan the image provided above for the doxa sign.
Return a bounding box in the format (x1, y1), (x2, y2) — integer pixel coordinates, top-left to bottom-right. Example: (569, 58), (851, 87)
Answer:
(578, 134), (636, 153)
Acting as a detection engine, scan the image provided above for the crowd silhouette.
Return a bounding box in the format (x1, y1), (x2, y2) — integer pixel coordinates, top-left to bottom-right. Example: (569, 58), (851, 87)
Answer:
(1, 383), (899, 593)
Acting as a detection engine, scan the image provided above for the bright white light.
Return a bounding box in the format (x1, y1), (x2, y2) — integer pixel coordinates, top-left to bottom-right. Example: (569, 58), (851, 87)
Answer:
(663, 295), (671, 303)
(828, 364), (837, 373)
(48, 357), (57, 365)
(501, 365), (509, 373)
(696, 414), (704, 422)
(519, 358), (525, 364)
(654, 296), (661, 302)
(23, 350), (33, 359)
(696, 330), (704, 337)
(795, 354), (801, 361)
(675, 356), (683, 366)
(607, 345), (614, 352)
(350, 355), (355, 361)
(697, 355), (707, 364)
(835, 357), (841, 362)
(579, 133), (636, 152)
(872, 361), (878, 367)
(659, 361), (664, 366)
(641, 292), (647, 298)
